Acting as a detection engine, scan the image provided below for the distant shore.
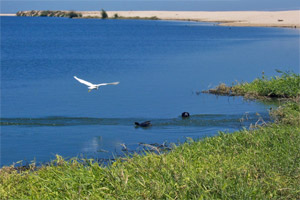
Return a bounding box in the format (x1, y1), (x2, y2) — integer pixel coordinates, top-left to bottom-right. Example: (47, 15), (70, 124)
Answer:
(0, 14), (16, 16)
(2, 10), (300, 28)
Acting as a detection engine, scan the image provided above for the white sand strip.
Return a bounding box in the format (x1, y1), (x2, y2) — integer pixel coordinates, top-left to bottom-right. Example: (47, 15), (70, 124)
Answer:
(0, 14), (16, 16)
(82, 10), (300, 28)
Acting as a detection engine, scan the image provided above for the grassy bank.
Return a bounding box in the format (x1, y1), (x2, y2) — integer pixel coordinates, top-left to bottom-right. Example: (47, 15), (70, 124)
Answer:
(1, 103), (299, 199)
(203, 71), (300, 100)
(1, 73), (299, 199)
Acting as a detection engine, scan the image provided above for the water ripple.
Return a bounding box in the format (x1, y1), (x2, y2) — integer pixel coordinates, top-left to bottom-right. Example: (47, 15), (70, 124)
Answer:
(0, 113), (270, 127)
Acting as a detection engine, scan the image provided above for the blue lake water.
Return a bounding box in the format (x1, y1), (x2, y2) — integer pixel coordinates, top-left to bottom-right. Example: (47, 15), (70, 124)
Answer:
(1, 17), (299, 166)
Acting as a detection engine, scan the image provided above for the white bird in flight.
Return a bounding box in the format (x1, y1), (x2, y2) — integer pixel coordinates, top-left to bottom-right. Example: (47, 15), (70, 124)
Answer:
(74, 76), (119, 92)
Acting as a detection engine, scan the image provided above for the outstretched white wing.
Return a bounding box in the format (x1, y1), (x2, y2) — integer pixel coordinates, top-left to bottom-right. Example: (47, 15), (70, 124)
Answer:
(97, 82), (120, 87)
(74, 76), (94, 87)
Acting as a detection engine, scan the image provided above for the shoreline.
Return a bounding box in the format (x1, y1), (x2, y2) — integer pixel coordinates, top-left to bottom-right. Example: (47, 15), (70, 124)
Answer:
(108, 10), (300, 28)
(2, 10), (300, 28)
(2, 101), (299, 198)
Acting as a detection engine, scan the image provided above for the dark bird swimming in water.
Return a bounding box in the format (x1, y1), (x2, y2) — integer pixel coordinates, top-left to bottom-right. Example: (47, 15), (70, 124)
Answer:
(135, 121), (152, 128)
(181, 112), (190, 118)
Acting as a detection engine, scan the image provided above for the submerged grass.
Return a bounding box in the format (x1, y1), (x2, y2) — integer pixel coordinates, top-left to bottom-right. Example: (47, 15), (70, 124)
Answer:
(1, 102), (299, 199)
(203, 71), (300, 99)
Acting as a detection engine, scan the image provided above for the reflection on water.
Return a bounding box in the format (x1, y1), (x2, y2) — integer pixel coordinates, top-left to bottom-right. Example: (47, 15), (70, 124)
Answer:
(82, 136), (102, 153)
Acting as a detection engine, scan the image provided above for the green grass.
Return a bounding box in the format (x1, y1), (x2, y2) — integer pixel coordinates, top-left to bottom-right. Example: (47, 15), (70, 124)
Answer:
(233, 71), (300, 98)
(1, 102), (299, 199)
(204, 71), (300, 99)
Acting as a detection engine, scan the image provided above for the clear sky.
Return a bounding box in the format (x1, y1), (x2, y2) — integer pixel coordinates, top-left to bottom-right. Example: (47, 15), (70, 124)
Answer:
(1, 0), (299, 13)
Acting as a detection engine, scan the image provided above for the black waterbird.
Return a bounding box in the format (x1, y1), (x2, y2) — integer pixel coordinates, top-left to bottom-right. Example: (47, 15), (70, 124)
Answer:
(135, 121), (152, 128)
(181, 112), (190, 118)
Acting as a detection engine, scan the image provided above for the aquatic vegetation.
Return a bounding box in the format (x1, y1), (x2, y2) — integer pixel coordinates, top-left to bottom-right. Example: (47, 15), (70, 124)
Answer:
(204, 71), (300, 99)
(270, 101), (300, 125)
(202, 83), (232, 96)
(1, 102), (299, 199)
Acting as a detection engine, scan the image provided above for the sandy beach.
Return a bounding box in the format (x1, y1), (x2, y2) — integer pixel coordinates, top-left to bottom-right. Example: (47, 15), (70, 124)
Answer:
(2, 10), (300, 28)
(87, 10), (300, 28)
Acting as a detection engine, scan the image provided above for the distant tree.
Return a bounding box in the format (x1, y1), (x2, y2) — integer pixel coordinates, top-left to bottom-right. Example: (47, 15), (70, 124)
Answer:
(101, 9), (108, 19)
(114, 13), (119, 19)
